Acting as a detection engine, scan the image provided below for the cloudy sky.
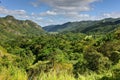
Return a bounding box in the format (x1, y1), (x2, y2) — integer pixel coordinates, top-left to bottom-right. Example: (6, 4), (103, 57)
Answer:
(0, 0), (120, 26)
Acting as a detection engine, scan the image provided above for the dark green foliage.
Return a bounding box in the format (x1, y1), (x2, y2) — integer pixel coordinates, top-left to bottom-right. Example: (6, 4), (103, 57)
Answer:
(73, 54), (87, 76)
(100, 76), (113, 80)
(84, 52), (111, 72)
(112, 69), (120, 80)
(100, 68), (120, 80)
(109, 51), (120, 64)
(1, 16), (120, 79)
(43, 18), (120, 34)
(43, 21), (97, 32)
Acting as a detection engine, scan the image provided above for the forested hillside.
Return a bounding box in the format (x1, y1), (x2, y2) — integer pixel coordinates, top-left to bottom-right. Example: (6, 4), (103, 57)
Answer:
(0, 15), (45, 41)
(0, 16), (120, 80)
(43, 18), (120, 34)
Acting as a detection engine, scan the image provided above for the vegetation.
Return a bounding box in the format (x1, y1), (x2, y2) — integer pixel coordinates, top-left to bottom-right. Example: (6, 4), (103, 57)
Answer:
(0, 15), (45, 41)
(0, 16), (120, 80)
(43, 18), (120, 34)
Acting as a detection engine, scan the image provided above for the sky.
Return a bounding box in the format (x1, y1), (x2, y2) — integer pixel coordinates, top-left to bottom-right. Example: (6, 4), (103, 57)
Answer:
(0, 0), (120, 27)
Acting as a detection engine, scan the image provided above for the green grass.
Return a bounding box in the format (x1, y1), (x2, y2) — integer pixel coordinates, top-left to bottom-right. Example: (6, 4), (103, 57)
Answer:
(0, 66), (27, 80)
(29, 71), (114, 80)
(0, 66), (116, 80)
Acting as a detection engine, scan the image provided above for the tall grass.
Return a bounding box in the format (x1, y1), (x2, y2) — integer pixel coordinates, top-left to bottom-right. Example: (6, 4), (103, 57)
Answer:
(0, 66), (27, 80)
(28, 70), (113, 80)
(0, 66), (115, 80)
(36, 71), (76, 80)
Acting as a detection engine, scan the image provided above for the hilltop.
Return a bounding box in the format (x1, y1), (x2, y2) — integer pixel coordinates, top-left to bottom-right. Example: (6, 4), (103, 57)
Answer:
(0, 15), (45, 41)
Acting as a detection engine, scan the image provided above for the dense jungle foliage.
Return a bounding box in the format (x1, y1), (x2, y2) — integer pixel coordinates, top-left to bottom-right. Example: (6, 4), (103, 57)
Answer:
(0, 16), (120, 80)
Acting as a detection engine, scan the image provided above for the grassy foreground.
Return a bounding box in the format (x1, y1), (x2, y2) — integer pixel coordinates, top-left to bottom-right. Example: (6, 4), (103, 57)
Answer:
(0, 66), (116, 80)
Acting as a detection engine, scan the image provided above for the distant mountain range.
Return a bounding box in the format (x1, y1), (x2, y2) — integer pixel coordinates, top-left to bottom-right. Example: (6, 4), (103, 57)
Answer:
(1, 15), (120, 41)
(0, 15), (45, 41)
(43, 18), (120, 34)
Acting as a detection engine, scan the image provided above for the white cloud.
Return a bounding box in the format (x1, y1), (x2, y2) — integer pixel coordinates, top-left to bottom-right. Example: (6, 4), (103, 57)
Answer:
(64, 12), (90, 18)
(0, 6), (45, 26)
(103, 12), (120, 18)
(32, 0), (99, 12)
(30, 0), (101, 25)
(0, 6), (26, 15)
(46, 11), (57, 15)
(1, 3), (120, 27)
(40, 10), (57, 16)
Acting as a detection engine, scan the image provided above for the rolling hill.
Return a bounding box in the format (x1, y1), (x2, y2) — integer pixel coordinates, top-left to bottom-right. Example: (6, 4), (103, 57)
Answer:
(0, 15), (45, 41)
(43, 18), (120, 34)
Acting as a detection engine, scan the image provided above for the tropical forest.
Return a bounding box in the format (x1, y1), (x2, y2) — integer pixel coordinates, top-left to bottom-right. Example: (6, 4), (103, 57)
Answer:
(0, 0), (120, 80)
(0, 15), (120, 80)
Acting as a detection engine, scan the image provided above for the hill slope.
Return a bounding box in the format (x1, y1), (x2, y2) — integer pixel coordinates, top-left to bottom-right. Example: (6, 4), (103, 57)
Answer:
(43, 18), (120, 34)
(0, 15), (45, 41)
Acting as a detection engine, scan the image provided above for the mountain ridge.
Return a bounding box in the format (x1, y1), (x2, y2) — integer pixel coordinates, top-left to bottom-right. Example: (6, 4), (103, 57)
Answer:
(43, 18), (120, 34)
(0, 15), (45, 41)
